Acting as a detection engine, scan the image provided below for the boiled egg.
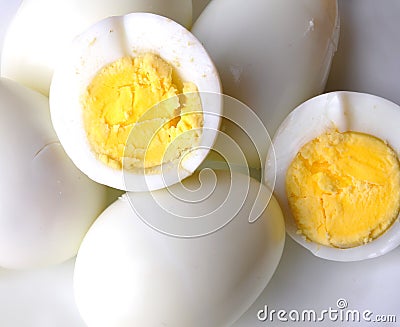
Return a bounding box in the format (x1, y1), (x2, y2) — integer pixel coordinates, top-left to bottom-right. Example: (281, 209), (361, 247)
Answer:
(1, 0), (193, 96)
(192, 0), (340, 168)
(74, 170), (285, 327)
(265, 91), (400, 261)
(50, 12), (222, 192)
(0, 78), (108, 269)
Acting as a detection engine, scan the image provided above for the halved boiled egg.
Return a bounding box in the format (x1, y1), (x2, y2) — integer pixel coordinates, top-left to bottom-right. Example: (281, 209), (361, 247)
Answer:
(265, 91), (400, 261)
(50, 13), (222, 192)
(1, 0), (193, 95)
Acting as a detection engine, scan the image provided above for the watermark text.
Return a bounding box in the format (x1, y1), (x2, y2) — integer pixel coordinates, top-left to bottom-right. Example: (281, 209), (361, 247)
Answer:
(257, 299), (396, 323)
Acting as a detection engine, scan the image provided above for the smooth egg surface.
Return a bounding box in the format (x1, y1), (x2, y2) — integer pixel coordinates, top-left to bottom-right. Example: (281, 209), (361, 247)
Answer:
(0, 78), (107, 269)
(0, 0), (192, 95)
(74, 170), (285, 327)
(192, 0), (339, 167)
(265, 91), (400, 261)
(50, 13), (222, 192)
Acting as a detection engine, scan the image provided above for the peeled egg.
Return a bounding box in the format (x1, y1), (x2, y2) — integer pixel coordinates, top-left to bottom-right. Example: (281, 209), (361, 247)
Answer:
(265, 91), (400, 261)
(50, 12), (222, 192)
(1, 0), (193, 95)
(74, 170), (285, 327)
(192, 0), (340, 167)
(0, 78), (107, 269)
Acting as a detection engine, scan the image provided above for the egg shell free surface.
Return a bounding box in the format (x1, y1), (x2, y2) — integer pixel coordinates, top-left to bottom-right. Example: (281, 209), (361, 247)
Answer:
(192, 0), (340, 168)
(0, 78), (107, 269)
(50, 12), (222, 192)
(0, 0), (192, 95)
(74, 170), (285, 327)
(265, 91), (400, 261)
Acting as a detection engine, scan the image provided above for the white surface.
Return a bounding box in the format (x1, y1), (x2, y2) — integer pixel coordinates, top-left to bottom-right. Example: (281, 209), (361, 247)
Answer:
(0, 0), (400, 326)
(0, 258), (85, 327)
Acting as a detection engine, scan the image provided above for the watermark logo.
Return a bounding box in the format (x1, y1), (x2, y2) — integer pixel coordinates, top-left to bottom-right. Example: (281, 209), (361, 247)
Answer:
(257, 298), (397, 323)
(122, 92), (276, 238)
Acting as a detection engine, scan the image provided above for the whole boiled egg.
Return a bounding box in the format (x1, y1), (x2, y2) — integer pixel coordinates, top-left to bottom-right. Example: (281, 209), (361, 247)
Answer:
(50, 13), (222, 192)
(74, 170), (285, 327)
(265, 91), (400, 261)
(192, 0), (340, 168)
(1, 0), (193, 96)
(0, 78), (107, 269)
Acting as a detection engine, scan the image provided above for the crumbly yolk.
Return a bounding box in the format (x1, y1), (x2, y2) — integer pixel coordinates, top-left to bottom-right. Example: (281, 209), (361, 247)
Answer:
(82, 53), (203, 170)
(286, 130), (400, 248)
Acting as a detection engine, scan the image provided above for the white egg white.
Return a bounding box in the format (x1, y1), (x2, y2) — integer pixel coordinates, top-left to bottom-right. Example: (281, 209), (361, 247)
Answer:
(265, 91), (400, 261)
(192, 0), (340, 168)
(50, 12), (222, 192)
(0, 0), (193, 95)
(74, 170), (285, 327)
(0, 78), (108, 269)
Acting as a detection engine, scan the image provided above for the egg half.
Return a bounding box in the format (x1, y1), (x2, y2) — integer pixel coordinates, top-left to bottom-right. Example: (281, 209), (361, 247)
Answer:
(50, 13), (222, 192)
(265, 91), (400, 261)
(0, 0), (192, 95)
(0, 78), (108, 269)
(74, 170), (285, 327)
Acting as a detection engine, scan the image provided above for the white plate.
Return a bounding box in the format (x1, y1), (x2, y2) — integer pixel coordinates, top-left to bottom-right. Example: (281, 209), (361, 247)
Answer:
(1, 0), (400, 326)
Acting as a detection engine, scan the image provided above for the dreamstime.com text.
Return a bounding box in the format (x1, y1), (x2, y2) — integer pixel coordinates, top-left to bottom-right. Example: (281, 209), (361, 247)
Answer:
(257, 299), (396, 323)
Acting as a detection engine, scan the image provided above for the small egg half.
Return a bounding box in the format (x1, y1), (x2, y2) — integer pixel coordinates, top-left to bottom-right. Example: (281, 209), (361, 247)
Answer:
(74, 170), (285, 327)
(50, 13), (222, 192)
(265, 91), (400, 261)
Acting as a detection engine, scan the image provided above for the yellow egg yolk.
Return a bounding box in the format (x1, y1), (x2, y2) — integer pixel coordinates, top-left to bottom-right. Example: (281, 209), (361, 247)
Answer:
(82, 53), (203, 171)
(286, 130), (400, 248)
